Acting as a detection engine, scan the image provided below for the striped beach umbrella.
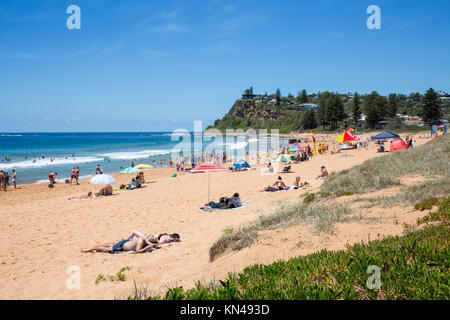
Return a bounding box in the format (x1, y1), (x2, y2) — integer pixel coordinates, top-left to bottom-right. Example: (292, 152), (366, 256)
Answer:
(120, 167), (141, 174)
(190, 164), (227, 173)
(190, 164), (227, 203)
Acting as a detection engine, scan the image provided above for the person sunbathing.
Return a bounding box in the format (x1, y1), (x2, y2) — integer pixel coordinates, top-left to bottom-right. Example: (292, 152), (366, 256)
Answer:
(264, 176), (287, 191)
(316, 166), (329, 180)
(82, 230), (180, 253)
(69, 191), (94, 200)
(292, 176), (302, 189)
(205, 196), (229, 209)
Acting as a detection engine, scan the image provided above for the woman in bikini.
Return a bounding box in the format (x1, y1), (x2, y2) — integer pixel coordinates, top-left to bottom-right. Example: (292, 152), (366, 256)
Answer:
(264, 176), (287, 192)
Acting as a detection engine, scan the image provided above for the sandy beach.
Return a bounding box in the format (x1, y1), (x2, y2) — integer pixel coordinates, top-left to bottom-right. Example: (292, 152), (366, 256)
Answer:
(0, 133), (432, 299)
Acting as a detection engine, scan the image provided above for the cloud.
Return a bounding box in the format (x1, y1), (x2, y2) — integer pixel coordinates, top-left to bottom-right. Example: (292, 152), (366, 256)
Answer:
(70, 116), (82, 121)
(133, 10), (180, 29)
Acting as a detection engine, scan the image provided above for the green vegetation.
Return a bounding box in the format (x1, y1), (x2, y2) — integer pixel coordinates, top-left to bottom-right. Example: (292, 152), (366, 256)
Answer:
(209, 201), (356, 262)
(128, 197), (449, 300)
(321, 134), (450, 197)
(95, 274), (105, 285)
(208, 87), (448, 133)
(125, 135), (450, 300)
(96, 266), (130, 284)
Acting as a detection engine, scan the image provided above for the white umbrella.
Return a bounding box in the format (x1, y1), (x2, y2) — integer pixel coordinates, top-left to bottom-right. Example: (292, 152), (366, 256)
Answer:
(89, 174), (116, 185)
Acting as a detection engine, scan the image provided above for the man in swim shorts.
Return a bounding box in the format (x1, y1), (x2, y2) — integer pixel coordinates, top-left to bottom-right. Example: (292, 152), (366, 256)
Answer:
(82, 230), (180, 253)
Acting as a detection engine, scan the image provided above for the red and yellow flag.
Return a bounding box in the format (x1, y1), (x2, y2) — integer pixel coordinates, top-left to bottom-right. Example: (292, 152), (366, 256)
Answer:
(311, 131), (317, 155)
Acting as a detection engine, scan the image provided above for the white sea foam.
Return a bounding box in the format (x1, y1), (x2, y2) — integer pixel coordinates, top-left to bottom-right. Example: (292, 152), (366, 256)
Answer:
(0, 134), (23, 137)
(99, 149), (171, 160)
(0, 157), (104, 170)
(35, 174), (93, 184)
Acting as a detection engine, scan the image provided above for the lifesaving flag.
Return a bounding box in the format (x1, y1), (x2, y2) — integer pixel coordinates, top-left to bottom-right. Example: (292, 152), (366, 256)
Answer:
(311, 131), (317, 155)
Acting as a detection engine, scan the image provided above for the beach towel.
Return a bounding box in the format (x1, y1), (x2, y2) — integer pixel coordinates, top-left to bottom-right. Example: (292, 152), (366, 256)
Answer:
(200, 203), (253, 212)
(264, 188), (290, 193)
(107, 240), (181, 254)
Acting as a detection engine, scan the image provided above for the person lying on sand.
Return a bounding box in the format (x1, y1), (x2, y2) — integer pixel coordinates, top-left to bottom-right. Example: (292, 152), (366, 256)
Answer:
(205, 196), (229, 209)
(82, 230), (180, 253)
(316, 166), (329, 180)
(264, 176), (287, 191)
(69, 191), (95, 200)
(227, 193), (242, 208)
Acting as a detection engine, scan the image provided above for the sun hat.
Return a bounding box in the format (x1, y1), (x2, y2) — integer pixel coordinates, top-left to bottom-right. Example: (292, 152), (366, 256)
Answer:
(145, 234), (158, 245)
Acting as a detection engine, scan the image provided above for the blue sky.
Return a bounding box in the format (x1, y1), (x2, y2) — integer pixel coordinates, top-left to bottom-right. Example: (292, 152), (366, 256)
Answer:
(0, 0), (449, 132)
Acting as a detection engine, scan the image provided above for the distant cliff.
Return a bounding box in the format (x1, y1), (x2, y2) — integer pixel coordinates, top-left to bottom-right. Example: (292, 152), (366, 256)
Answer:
(207, 99), (306, 134)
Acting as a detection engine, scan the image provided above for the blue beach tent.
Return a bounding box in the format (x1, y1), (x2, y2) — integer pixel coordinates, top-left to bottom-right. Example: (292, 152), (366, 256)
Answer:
(233, 159), (250, 170)
(371, 131), (400, 140)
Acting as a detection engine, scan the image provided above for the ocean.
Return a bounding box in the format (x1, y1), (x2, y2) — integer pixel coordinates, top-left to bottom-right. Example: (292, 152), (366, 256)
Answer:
(0, 132), (288, 185)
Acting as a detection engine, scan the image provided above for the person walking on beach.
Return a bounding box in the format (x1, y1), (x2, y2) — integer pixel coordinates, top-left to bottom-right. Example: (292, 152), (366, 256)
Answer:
(75, 166), (80, 185)
(96, 164), (103, 175)
(70, 166), (76, 184)
(12, 169), (16, 189)
(48, 172), (57, 185)
(1, 170), (10, 191)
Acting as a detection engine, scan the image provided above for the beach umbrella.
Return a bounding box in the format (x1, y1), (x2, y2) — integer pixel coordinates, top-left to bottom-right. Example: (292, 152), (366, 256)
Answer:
(275, 154), (289, 163)
(295, 144), (305, 151)
(336, 130), (359, 143)
(135, 164), (154, 169)
(190, 164), (227, 203)
(120, 167), (141, 174)
(89, 174), (116, 185)
(288, 146), (299, 152)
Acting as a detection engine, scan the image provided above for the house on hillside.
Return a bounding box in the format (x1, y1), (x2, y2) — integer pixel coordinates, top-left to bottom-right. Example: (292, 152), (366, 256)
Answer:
(299, 103), (318, 110)
(268, 99), (279, 105)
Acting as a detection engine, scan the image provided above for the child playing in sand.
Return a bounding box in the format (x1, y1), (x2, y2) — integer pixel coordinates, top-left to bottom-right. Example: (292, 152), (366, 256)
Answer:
(82, 230), (180, 253)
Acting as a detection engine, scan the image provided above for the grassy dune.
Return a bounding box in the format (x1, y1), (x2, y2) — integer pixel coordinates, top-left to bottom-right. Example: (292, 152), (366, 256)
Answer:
(129, 197), (449, 300)
(127, 136), (450, 300)
(321, 134), (450, 197)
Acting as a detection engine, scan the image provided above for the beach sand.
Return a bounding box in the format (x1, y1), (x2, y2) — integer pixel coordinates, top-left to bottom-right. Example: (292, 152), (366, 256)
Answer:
(0, 133), (432, 299)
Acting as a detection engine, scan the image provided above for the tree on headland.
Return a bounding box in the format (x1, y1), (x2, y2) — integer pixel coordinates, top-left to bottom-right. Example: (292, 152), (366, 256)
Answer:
(243, 86), (253, 96)
(364, 92), (381, 129)
(352, 92), (361, 127)
(300, 89), (308, 103)
(325, 93), (344, 130)
(301, 109), (317, 130)
(387, 93), (398, 118)
(316, 96), (327, 129)
(421, 88), (441, 125)
(275, 88), (281, 101)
